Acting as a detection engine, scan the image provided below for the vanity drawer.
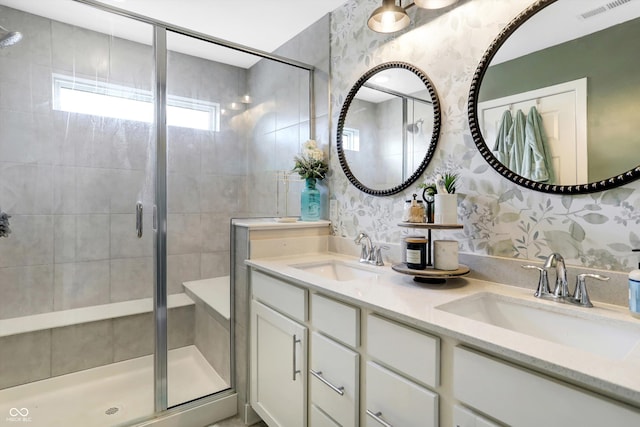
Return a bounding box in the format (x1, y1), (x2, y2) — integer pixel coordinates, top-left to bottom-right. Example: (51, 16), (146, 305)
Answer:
(311, 293), (359, 347)
(365, 361), (438, 427)
(310, 404), (340, 427)
(454, 346), (640, 427)
(310, 332), (359, 427)
(251, 270), (306, 322)
(366, 314), (439, 387)
(453, 405), (500, 427)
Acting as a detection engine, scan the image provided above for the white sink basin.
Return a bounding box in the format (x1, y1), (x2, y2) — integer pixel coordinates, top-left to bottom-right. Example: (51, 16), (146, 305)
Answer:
(292, 260), (380, 282)
(436, 292), (640, 360)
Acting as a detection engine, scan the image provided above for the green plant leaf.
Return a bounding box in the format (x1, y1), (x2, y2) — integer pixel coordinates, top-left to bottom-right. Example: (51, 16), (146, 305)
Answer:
(498, 212), (520, 223)
(473, 164), (489, 174)
(488, 239), (517, 257)
(543, 230), (581, 258)
(601, 188), (634, 205)
(513, 187), (524, 202)
(581, 213), (608, 225)
(569, 220), (585, 242)
(608, 243), (631, 252)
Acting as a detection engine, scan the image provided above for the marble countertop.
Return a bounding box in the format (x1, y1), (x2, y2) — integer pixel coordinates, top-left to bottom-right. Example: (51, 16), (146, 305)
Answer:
(232, 218), (331, 230)
(246, 252), (640, 408)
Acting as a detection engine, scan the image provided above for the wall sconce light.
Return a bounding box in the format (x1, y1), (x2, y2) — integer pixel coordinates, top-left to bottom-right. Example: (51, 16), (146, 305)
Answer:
(367, 0), (460, 33)
(367, 0), (411, 33)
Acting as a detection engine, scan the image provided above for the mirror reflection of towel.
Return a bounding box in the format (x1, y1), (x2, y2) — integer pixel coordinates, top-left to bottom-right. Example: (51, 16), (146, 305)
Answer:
(522, 106), (553, 182)
(507, 110), (526, 176)
(492, 110), (512, 166)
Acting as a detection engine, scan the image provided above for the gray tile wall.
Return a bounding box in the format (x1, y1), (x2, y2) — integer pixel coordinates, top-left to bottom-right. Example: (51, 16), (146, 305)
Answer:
(246, 15), (331, 218)
(0, 5), (253, 320)
(0, 305), (194, 390)
(0, 2), (316, 397)
(231, 14), (332, 421)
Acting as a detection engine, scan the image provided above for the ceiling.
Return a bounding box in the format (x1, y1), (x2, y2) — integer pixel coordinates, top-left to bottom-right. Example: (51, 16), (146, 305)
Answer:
(0, 0), (348, 68)
(492, 0), (640, 64)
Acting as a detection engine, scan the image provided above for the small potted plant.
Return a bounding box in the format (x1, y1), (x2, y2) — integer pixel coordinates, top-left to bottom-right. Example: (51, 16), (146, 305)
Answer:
(419, 171), (459, 224)
(292, 140), (328, 221)
(434, 172), (459, 224)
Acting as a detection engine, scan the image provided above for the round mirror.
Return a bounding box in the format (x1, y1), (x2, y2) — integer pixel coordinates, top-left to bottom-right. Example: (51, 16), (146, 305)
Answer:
(337, 62), (441, 196)
(469, 0), (640, 193)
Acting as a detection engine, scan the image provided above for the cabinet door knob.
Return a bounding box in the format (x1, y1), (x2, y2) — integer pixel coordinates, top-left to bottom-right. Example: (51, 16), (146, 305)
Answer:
(366, 409), (393, 427)
(309, 369), (345, 396)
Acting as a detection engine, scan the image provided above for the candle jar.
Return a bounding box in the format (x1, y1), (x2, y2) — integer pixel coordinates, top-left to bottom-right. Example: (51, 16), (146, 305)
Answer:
(405, 237), (427, 270)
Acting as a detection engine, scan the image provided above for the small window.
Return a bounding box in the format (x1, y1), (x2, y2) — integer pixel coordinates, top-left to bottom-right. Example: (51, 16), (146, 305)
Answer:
(342, 127), (360, 151)
(52, 74), (220, 132)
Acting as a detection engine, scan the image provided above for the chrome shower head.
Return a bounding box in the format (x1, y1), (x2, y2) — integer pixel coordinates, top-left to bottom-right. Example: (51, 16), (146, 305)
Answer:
(406, 118), (424, 134)
(0, 25), (23, 48)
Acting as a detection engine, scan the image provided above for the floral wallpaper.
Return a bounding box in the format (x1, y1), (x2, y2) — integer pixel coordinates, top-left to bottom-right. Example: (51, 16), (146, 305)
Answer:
(328, 0), (640, 271)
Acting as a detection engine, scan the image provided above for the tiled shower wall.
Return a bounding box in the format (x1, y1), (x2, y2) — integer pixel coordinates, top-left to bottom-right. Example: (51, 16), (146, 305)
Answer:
(0, 5), (250, 319)
(247, 14), (331, 219)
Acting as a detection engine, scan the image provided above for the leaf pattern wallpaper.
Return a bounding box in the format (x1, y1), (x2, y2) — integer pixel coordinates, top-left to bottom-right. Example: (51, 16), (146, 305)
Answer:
(328, 0), (640, 271)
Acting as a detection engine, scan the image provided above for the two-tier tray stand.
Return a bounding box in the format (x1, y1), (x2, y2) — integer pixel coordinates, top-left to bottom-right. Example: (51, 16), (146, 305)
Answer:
(393, 222), (470, 284)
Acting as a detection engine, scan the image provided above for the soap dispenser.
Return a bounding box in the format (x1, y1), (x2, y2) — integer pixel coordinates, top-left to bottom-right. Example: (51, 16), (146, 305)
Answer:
(630, 249), (640, 319)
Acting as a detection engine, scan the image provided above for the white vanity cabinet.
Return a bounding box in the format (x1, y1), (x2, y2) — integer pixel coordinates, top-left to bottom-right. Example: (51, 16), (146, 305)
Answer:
(453, 346), (640, 427)
(250, 271), (308, 427)
(365, 314), (440, 427)
(249, 264), (640, 427)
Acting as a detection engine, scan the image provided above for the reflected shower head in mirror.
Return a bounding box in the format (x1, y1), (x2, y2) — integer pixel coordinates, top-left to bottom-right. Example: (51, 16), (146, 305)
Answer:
(0, 25), (23, 48)
(406, 118), (423, 134)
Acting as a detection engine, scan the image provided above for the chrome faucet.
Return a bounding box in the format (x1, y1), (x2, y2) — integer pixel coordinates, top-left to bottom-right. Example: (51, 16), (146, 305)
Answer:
(545, 252), (569, 298)
(522, 253), (609, 308)
(354, 232), (385, 266)
(354, 232), (372, 263)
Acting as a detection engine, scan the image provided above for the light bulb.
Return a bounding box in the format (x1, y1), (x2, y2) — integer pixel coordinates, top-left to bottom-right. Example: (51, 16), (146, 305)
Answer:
(381, 11), (396, 27)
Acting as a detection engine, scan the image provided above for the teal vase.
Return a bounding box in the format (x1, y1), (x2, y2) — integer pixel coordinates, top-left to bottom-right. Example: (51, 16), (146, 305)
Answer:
(300, 178), (321, 221)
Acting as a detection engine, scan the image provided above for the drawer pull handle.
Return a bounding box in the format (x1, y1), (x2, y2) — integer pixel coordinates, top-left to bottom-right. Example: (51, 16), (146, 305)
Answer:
(367, 410), (393, 427)
(292, 335), (301, 381)
(309, 369), (345, 396)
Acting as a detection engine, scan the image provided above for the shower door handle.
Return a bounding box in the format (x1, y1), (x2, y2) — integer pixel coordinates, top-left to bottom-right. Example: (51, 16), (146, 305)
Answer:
(136, 202), (143, 238)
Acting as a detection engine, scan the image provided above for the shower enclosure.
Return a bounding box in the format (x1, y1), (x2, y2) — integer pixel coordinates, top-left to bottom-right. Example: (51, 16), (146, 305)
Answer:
(0, 0), (317, 425)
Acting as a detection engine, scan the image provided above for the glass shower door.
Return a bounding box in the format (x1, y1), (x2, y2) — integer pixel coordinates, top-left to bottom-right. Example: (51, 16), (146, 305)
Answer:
(0, 2), (159, 425)
(163, 30), (244, 407)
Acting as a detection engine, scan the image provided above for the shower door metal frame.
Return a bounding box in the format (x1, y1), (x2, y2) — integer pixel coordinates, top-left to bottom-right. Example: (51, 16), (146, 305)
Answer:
(153, 26), (169, 412)
(72, 0), (317, 415)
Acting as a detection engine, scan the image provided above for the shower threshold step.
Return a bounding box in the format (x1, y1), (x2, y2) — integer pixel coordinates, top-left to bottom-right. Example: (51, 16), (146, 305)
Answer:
(0, 345), (228, 427)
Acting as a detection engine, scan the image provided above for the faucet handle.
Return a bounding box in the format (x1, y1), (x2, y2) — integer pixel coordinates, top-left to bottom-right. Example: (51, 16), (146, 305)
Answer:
(573, 273), (609, 308)
(372, 245), (389, 266)
(522, 265), (551, 298)
(359, 244), (370, 263)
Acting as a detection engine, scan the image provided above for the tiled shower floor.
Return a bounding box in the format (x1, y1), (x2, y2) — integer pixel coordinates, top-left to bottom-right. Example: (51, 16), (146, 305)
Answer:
(0, 346), (228, 427)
